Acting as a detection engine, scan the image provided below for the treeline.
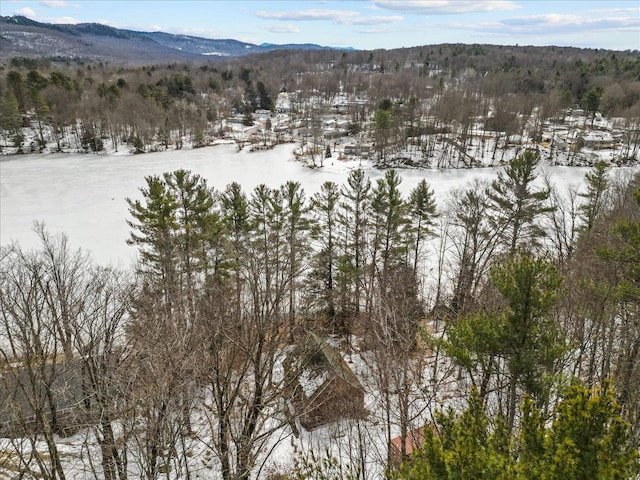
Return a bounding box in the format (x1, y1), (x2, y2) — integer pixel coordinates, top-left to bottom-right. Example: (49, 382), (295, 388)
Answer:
(1, 44), (639, 154)
(1, 152), (640, 478)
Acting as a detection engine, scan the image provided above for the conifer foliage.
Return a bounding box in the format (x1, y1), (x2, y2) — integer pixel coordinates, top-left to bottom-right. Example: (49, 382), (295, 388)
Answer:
(395, 382), (639, 480)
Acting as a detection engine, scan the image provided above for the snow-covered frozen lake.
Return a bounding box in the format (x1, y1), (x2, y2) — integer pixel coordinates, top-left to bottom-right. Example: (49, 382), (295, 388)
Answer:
(1, 143), (601, 266)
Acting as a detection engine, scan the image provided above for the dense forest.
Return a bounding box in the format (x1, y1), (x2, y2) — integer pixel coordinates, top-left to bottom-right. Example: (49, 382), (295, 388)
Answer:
(1, 44), (639, 158)
(1, 43), (640, 478)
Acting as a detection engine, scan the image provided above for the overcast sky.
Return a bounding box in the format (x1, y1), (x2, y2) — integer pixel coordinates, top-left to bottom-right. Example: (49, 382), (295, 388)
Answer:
(4, 0), (639, 51)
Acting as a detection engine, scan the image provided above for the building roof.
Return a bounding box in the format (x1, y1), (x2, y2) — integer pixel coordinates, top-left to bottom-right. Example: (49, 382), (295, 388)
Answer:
(307, 332), (363, 390)
(389, 426), (428, 463)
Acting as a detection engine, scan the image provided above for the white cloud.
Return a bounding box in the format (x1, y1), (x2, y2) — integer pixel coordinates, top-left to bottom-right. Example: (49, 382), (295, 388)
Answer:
(262, 23), (301, 34)
(256, 9), (360, 23)
(255, 8), (403, 26)
(354, 25), (409, 34)
(373, 0), (519, 15)
(353, 22), (428, 35)
(10, 6), (82, 25)
(589, 7), (640, 15)
(443, 11), (640, 40)
(51, 16), (81, 24)
(39, 0), (71, 7)
(14, 6), (36, 17)
(498, 13), (640, 33)
(352, 15), (404, 25)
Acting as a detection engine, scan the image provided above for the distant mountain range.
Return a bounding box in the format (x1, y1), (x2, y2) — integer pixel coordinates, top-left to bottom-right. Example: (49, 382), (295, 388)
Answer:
(0, 16), (352, 63)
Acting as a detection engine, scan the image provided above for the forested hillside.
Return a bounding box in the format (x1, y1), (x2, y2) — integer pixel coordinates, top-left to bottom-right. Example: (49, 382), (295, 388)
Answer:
(0, 15), (341, 62)
(1, 44), (638, 164)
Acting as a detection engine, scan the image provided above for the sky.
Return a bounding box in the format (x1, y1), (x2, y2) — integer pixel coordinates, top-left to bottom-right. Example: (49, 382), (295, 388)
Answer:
(2, 0), (639, 51)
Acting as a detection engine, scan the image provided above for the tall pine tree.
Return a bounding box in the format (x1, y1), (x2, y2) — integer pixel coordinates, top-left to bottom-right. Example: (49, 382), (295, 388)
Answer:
(487, 150), (554, 253)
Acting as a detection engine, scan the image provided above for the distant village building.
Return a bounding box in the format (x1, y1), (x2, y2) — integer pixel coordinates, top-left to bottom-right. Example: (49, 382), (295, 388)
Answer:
(333, 101), (350, 114)
(578, 131), (617, 150)
(254, 109), (273, 120)
(275, 92), (291, 113)
(343, 143), (373, 158)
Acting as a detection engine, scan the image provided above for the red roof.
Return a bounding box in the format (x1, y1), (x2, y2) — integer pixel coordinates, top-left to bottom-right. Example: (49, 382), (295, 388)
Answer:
(389, 426), (427, 464)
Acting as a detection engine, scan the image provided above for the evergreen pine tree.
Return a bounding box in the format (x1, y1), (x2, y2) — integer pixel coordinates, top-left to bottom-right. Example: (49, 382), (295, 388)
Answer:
(164, 169), (218, 288)
(309, 181), (341, 320)
(0, 90), (23, 149)
(371, 169), (409, 292)
(487, 150), (554, 253)
(127, 174), (179, 309)
(407, 179), (438, 275)
(395, 382), (639, 480)
(579, 161), (610, 230)
(490, 252), (564, 432)
(339, 169), (371, 314)
(221, 181), (250, 319)
(281, 181), (311, 339)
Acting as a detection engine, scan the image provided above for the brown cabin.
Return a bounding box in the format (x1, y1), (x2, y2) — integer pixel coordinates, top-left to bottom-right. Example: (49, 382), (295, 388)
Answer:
(291, 333), (366, 431)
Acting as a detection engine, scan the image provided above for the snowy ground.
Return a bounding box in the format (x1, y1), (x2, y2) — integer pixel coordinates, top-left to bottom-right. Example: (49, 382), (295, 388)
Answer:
(0, 337), (467, 480)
